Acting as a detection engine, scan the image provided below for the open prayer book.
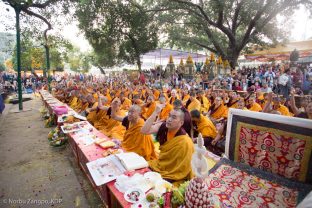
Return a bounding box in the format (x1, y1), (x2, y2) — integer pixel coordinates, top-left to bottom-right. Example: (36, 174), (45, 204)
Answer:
(115, 152), (149, 171)
(86, 155), (126, 186)
(87, 152), (148, 186)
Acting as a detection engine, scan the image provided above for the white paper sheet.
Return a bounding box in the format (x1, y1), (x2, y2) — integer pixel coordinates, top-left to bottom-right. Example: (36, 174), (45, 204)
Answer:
(86, 155), (126, 186)
(78, 135), (95, 146)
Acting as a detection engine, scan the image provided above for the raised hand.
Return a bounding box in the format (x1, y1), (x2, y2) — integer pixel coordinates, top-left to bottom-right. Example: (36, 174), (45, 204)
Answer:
(155, 103), (165, 114)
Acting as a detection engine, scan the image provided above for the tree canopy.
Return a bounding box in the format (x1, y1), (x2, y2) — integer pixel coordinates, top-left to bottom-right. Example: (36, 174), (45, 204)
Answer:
(75, 0), (158, 71)
(148, 0), (312, 67)
(67, 47), (92, 73)
(2, 0), (312, 72)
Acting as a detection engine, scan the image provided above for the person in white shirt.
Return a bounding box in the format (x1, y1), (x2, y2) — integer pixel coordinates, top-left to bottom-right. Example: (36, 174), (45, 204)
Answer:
(264, 67), (276, 79)
(260, 82), (272, 93)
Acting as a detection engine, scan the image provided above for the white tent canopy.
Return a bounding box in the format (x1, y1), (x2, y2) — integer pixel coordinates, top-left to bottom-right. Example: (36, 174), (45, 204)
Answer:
(140, 48), (208, 69)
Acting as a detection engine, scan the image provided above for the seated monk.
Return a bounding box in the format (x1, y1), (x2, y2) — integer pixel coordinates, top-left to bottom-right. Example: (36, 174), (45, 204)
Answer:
(132, 94), (144, 106)
(157, 95), (173, 122)
(168, 89), (179, 105)
(181, 89), (190, 105)
(272, 96), (291, 116)
(208, 96), (228, 121)
(185, 91), (201, 112)
(153, 88), (160, 100)
(190, 109), (224, 155)
(69, 90), (79, 109)
(119, 92), (132, 111)
(197, 90), (210, 114)
(141, 106), (194, 185)
(93, 96), (110, 129)
(190, 109), (217, 140)
(142, 95), (156, 120)
(248, 96), (262, 112)
(172, 99), (192, 137)
(98, 98), (126, 140)
(236, 99), (248, 110)
(262, 93), (291, 116)
(111, 104), (157, 160)
(85, 96), (98, 124)
(72, 94), (83, 112)
(227, 92), (240, 109)
(76, 95), (89, 114)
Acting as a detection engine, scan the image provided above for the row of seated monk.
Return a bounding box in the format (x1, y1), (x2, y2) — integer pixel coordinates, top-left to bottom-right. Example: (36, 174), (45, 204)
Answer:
(52, 82), (312, 185)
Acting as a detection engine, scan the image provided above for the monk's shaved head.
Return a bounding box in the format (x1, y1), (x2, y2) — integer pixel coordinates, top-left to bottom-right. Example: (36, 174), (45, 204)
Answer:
(159, 96), (166, 103)
(166, 109), (185, 130)
(173, 99), (183, 109)
(174, 109), (185, 122)
(130, 105), (142, 114)
(190, 109), (201, 119)
(128, 105), (142, 122)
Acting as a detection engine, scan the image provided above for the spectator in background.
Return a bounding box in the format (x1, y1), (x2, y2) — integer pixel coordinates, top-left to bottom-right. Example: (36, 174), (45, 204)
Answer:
(278, 68), (292, 99)
(261, 82), (272, 93)
(264, 67), (276, 86)
(232, 80), (242, 91)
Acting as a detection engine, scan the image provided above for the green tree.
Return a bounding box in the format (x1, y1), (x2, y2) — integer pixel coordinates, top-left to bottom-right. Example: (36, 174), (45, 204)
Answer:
(0, 62), (5, 72)
(50, 48), (64, 71)
(12, 38), (32, 71)
(11, 35), (70, 72)
(67, 47), (91, 73)
(151, 0), (312, 67)
(75, 0), (158, 71)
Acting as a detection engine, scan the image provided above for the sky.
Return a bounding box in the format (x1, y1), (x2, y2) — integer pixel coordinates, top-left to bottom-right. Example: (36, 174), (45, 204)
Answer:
(0, 2), (312, 53)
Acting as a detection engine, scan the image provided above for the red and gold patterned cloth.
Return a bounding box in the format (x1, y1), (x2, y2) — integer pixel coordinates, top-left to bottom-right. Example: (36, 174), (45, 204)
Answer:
(235, 122), (312, 182)
(227, 117), (312, 183)
(205, 159), (312, 208)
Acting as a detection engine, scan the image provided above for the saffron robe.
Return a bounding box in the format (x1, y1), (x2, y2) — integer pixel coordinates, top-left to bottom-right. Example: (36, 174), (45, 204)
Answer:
(122, 117), (157, 160)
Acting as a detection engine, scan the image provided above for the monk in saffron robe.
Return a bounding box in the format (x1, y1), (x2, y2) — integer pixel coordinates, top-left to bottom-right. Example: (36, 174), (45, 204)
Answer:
(76, 95), (90, 113)
(227, 92), (240, 109)
(69, 91), (79, 109)
(248, 96), (262, 112)
(132, 94), (144, 106)
(185, 91), (201, 112)
(173, 99), (192, 137)
(197, 90), (210, 114)
(190, 109), (217, 140)
(141, 107), (194, 185)
(119, 92), (132, 111)
(93, 96), (110, 130)
(236, 99), (248, 110)
(142, 95), (156, 120)
(208, 97), (228, 121)
(272, 97), (291, 116)
(85, 95), (99, 124)
(72, 95), (83, 112)
(153, 88), (160, 100)
(98, 98), (126, 140)
(262, 93), (291, 116)
(181, 89), (190, 105)
(111, 105), (157, 160)
(157, 95), (173, 122)
(191, 109), (223, 155)
(168, 89), (179, 105)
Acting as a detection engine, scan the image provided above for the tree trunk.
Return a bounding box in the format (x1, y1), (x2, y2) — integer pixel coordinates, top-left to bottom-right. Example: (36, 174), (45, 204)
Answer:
(226, 51), (239, 69)
(98, 66), (105, 74)
(137, 57), (141, 71)
(226, 44), (240, 69)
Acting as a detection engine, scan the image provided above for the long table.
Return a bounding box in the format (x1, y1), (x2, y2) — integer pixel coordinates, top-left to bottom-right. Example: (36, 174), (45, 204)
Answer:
(40, 90), (146, 208)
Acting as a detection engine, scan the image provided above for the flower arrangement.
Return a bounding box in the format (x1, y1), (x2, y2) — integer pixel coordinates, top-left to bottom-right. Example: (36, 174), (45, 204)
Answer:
(44, 114), (56, 127)
(48, 127), (68, 147)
